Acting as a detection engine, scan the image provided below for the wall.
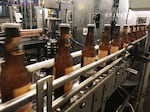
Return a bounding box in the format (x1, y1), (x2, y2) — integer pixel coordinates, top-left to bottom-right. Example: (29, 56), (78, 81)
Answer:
(62, 0), (150, 54)
(72, 0), (131, 46)
(135, 11), (150, 25)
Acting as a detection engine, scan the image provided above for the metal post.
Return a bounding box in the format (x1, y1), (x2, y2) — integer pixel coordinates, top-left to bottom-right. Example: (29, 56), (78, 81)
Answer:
(23, 0), (28, 28)
(136, 24), (150, 112)
(144, 23), (150, 53)
(29, 0), (33, 29)
(36, 76), (53, 112)
(8, 0), (13, 22)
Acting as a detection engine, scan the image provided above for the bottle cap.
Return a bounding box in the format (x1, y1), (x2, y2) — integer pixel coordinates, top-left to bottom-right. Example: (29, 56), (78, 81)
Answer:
(59, 23), (70, 28)
(104, 24), (111, 26)
(123, 25), (128, 27)
(1, 23), (21, 31)
(87, 24), (95, 27)
(116, 24), (120, 26)
(1, 23), (21, 37)
(123, 24), (128, 26)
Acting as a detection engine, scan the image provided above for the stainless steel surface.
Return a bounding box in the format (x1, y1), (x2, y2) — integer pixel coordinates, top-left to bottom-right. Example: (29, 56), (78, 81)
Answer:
(72, 0), (92, 51)
(36, 76), (53, 112)
(125, 68), (138, 75)
(144, 25), (150, 52)
(29, 0), (33, 29)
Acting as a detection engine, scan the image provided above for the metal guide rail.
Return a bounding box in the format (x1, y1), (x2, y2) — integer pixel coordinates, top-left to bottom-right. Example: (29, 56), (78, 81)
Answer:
(0, 36), (147, 112)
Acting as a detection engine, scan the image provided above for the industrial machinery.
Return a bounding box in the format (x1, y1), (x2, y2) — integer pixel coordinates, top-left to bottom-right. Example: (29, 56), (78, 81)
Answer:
(0, 0), (150, 112)
(0, 34), (149, 112)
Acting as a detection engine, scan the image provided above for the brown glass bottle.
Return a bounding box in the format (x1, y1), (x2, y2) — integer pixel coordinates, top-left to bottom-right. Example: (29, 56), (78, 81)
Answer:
(128, 25), (135, 43)
(136, 25), (140, 39)
(54, 23), (73, 99)
(80, 24), (96, 82)
(120, 25), (129, 48)
(133, 25), (138, 41)
(98, 24), (111, 66)
(139, 25), (143, 38)
(135, 25), (140, 40)
(142, 25), (146, 36)
(0, 23), (31, 112)
(110, 25), (121, 54)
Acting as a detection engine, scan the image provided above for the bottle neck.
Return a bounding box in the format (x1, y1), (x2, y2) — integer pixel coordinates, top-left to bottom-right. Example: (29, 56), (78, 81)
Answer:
(113, 31), (120, 40)
(56, 28), (71, 56)
(101, 31), (109, 43)
(4, 54), (24, 66)
(4, 37), (25, 66)
(85, 28), (94, 46)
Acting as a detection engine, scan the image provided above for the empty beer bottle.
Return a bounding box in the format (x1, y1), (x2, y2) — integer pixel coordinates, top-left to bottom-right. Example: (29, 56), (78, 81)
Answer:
(98, 24), (111, 67)
(80, 24), (96, 82)
(0, 23), (32, 112)
(120, 25), (129, 48)
(54, 23), (73, 98)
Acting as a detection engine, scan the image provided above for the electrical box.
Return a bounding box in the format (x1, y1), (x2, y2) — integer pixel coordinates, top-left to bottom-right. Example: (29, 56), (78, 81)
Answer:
(129, 0), (150, 11)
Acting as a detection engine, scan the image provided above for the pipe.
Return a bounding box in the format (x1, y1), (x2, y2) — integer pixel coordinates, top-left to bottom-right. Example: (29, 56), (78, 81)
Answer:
(29, 0), (33, 29)
(26, 46), (98, 72)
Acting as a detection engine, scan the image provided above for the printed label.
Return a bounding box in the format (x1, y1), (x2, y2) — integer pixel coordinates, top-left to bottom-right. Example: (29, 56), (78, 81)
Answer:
(13, 83), (31, 97)
(64, 67), (73, 93)
(83, 57), (95, 77)
(64, 34), (71, 47)
(98, 50), (108, 59)
(13, 83), (31, 112)
(110, 46), (119, 54)
(123, 43), (127, 48)
(98, 50), (108, 67)
(83, 57), (96, 66)
(110, 46), (119, 60)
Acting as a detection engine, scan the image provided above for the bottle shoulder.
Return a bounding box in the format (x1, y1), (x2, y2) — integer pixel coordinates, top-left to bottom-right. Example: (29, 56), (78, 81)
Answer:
(99, 43), (110, 51)
(1, 65), (31, 87)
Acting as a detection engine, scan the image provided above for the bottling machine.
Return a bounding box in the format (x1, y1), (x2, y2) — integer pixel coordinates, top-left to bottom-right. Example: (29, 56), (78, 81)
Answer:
(0, 34), (149, 112)
(0, 0), (150, 112)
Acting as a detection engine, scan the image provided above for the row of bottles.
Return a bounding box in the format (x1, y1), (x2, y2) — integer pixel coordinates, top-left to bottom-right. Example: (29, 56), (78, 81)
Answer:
(99, 24), (147, 62)
(0, 23), (147, 111)
(54, 23), (147, 99)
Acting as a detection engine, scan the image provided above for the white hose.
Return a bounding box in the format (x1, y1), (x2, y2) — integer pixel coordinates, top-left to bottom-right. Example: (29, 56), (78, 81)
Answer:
(116, 102), (135, 112)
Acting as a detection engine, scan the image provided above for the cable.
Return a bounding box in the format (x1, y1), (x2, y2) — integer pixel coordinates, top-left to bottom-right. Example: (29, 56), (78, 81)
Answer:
(128, 102), (135, 112)
(69, 32), (84, 47)
(126, 9), (130, 24)
(116, 102), (135, 112)
(70, 37), (84, 47)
